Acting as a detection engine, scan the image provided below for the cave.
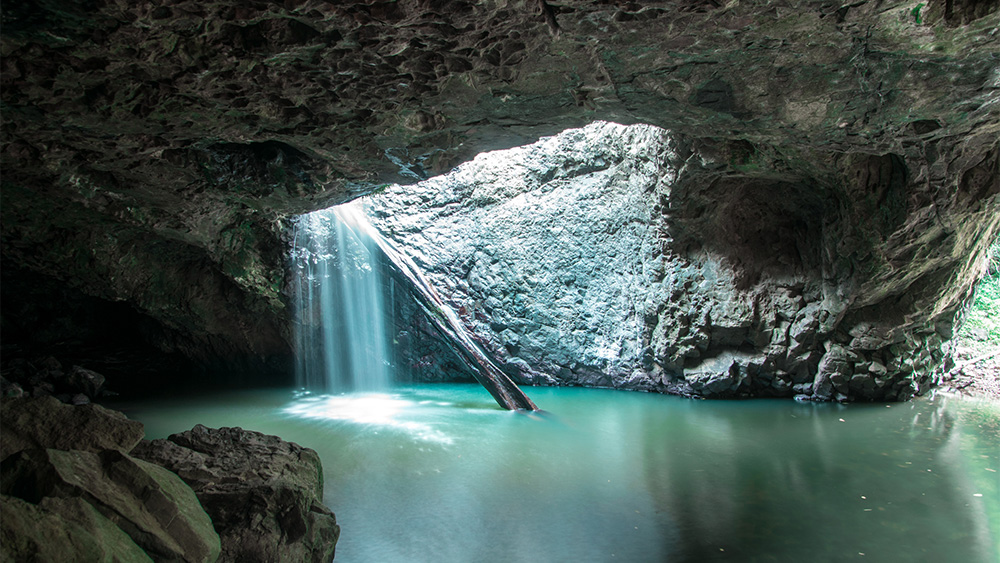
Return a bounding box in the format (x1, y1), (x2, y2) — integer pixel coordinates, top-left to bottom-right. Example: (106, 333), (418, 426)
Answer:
(2, 1), (999, 561)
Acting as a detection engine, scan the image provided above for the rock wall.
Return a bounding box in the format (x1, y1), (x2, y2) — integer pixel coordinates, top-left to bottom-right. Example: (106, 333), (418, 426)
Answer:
(1, 0), (998, 390)
(370, 122), (999, 400)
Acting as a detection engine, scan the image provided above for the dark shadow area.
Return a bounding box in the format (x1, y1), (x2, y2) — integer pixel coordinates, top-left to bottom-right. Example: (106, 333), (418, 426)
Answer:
(930, 0), (1000, 25)
(667, 173), (828, 289)
(1, 264), (292, 400)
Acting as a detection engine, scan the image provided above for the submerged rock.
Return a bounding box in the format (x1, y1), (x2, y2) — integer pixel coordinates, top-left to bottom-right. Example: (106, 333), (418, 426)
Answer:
(132, 425), (339, 563)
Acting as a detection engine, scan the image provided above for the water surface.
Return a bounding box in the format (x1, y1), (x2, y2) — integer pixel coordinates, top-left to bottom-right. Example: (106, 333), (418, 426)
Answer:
(115, 385), (1000, 562)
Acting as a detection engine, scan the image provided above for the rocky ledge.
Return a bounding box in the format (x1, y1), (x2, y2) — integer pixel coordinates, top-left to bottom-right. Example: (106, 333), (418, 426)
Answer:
(0, 397), (338, 562)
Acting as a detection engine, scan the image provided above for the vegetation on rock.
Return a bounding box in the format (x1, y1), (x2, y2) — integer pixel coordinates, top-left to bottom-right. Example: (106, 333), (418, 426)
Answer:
(949, 239), (1000, 398)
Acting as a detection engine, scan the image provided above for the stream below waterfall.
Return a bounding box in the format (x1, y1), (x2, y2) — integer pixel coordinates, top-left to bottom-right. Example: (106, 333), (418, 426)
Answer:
(113, 385), (999, 563)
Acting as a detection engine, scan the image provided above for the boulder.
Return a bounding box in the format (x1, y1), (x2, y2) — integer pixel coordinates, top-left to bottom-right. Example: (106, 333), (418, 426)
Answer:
(0, 356), (111, 403)
(683, 352), (756, 396)
(66, 365), (107, 398)
(813, 344), (853, 401)
(0, 494), (153, 563)
(132, 425), (339, 563)
(1, 448), (221, 563)
(0, 396), (144, 461)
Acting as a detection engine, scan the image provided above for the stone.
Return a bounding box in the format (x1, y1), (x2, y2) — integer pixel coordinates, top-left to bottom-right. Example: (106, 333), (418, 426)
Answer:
(792, 383), (814, 395)
(66, 366), (106, 398)
(0, 396), (145, 461)
(849, 373), (867, 390)
(868, 360), (888, 376)
(36, 356), (62, 372)
(813, 344), (852, 400)
(683, 353), (754, 396)
(31, 383), (54, 398)
(789, 307), (821, 343)
(0, 494), (153, 563)
(1, 448), (221, 563)
(364, 122), (675, 389)
(132, 425), (339, 563)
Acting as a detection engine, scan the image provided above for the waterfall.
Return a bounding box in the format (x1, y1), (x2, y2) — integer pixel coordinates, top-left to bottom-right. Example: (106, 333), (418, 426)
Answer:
(291, 199), (392, 393)
(291, 197), (537, 410)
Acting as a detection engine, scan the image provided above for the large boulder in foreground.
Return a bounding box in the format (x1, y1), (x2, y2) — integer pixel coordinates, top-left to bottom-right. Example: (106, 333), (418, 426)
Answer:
(132, 425), (339, 563)
(0, 396), (144, 461)
(0, 494), (153, 563)
(1, 448), (221, 563)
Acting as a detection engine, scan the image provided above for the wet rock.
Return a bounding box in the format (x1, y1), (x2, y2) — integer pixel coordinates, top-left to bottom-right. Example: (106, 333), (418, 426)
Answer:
(0, 396), (144, 460)
(1, 448), (221, 563)
(132, 425), (338, 563)
(0, 494), (153, 563)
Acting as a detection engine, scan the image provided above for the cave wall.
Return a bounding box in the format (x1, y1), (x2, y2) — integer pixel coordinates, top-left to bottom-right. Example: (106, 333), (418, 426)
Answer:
(2, 0), (998, 389)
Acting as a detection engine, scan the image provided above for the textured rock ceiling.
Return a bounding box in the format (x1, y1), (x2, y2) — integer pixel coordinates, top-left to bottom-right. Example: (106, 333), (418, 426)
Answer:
(1, 0), (998, 380)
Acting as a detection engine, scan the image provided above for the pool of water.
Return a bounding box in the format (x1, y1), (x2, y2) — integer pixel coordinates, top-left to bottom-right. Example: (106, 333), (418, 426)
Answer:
(113, 385), (999, 562)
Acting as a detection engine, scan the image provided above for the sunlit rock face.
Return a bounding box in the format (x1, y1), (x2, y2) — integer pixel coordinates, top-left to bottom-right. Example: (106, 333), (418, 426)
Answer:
(1, 0), (998, 387)
(371, 122), (999, 400)
(371, 123), (672, 389)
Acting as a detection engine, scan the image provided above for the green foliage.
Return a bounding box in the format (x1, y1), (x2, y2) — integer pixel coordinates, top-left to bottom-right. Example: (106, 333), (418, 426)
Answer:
(911, 3), (924, 25)
(958, 240), (1000, 345)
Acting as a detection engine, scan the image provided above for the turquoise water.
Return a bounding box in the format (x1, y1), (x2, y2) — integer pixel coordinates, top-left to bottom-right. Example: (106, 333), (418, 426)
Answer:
(114, 385), (1000, 562)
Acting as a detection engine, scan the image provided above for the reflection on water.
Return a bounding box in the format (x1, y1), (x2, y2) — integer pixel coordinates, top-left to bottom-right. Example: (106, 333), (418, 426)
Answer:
(115, 386), (999, 563)
(284, 393), (455, 445)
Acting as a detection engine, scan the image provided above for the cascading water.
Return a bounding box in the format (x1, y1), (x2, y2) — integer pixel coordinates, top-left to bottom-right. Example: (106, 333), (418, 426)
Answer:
(291, 199), (392, 393)
(291, 197), (536, 409)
